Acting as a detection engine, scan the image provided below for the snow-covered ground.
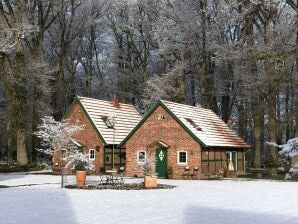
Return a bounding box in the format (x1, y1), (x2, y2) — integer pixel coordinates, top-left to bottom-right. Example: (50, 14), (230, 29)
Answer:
(0, 173), (297, 224)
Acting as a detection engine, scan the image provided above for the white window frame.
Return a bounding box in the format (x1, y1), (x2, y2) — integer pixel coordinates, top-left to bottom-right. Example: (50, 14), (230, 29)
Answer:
(89, 149), (95, 161)
(137, 150), (146, 164)
(61, 149), (67, 160)
(177, 151), (187, 165)
(226, 151), (237, 171)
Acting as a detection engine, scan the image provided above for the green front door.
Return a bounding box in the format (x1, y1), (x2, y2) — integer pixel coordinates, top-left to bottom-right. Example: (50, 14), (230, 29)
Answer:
(156, 148), (167, 178)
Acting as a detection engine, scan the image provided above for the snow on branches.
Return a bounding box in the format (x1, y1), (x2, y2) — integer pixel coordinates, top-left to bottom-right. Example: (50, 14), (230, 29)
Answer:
(34, 116), (84, 155)
(65, 149), (91, 171)
(267, 137), (298, 158)
(141, 156), (157, 176)
(268, 137), (298, 179)
(278, 137), (298, 158)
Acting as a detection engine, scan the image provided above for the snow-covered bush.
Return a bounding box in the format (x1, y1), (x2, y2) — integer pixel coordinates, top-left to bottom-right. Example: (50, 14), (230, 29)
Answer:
(268, 137), (298, 179)
(284, 164), (298, 180)
(141, 156), (157, 176)
(66, 150), (91, 171)
(34, 116), (84, 156)
(36, 160), (52, 170)
(278, 137), (298, 158)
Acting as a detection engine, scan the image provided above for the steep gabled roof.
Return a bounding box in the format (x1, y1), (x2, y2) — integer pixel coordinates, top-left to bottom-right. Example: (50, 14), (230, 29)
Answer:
(119, 100), (249, 148)
(162, 100), (249, 148)
(64, 96), (141, 145)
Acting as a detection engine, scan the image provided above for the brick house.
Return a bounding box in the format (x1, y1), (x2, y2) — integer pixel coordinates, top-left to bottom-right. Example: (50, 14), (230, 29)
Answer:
(119, 100), (250, 179)
(53, 96), (141, 174)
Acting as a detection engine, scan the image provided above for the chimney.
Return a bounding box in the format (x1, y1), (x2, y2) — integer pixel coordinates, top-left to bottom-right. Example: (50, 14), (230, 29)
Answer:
(112, 95), (120, 108)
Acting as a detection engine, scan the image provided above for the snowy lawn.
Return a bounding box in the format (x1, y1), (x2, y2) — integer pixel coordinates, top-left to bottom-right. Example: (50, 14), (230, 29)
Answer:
(0, 173), (297, 224)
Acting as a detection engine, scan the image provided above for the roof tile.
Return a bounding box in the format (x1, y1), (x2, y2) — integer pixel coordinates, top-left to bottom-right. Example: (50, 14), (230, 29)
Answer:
(79, 96), (141, 145)
(162, 100), (249, 148)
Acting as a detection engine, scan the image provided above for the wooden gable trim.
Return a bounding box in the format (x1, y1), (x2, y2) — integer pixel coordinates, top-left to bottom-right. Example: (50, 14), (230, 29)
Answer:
(147, 140), (170, 149)
(118, 100), (208, 148)
(63, 96), (107, 145)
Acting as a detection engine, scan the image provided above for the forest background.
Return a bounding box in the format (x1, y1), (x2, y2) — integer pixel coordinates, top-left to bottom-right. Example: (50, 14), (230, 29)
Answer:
(0, 0), (297, 168)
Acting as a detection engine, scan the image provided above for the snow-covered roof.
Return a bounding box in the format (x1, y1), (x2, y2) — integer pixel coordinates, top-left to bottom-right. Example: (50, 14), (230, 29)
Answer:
(77, 96), (141, 145)
(162, 100), (249, 148)
(119, 100), (249, 148)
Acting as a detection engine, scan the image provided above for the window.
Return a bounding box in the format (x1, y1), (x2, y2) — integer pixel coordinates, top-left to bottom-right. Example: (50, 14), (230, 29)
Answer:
(226, 151), (237, 171)
(101, 116), (114, 128)
(137, 151), (146, 163)
(177, 151), (187, 164)
(185, 118), (202, 131)
(89, 149), (95, 160)
(61, 149), (67, 160)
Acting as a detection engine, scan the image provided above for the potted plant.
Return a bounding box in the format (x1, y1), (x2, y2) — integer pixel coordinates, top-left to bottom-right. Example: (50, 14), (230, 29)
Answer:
(74, 160), (88, 188)
(67, 150), (90, 188)
(141, 156), (158, 188)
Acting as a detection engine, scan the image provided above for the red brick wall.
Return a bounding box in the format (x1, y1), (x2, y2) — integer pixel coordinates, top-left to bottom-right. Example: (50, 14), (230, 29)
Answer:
(125, 105), (202, 179)
(64, 103), (104, 174)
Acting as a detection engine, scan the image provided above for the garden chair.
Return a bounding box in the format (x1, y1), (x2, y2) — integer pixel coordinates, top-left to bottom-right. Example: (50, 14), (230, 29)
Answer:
(190, 167), (199, 179)
(182, 166), (191, 179)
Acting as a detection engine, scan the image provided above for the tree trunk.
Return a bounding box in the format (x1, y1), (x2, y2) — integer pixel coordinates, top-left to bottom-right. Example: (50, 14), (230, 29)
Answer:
(53, 39), (67, 120)
(247, 16), (262, 168)
(264, 22), (278, 167)
(238, 101), (246, 141)
(6, 119), (14, 166)
(293, 22), (298, 138)
(3, 46), (29, 166)
(30, 37), (44, 162)
(15, 42), (28, 165)
(2, 54), (15, 166)
(198, 0), (208, 108)
(267, 81), (278, 166)
(176, 47), (187, 104)
(17, 129), (28, 165)
(276, 92), (283, 145)
(252, 99), (262, 168)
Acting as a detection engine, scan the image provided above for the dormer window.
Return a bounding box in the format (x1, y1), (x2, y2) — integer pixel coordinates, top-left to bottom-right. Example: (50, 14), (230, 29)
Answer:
(185, 118), (202, 131)
(101, 116), (114, 128)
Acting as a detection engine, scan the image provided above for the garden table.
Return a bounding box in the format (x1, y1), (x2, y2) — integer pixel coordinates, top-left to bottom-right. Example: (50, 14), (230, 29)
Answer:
(100, 170), (124, 186)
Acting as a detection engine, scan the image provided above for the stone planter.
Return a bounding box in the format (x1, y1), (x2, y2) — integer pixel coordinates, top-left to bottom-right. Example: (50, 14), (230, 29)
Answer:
(76, 171), (86, 188)
(144, 175), (157, 188)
